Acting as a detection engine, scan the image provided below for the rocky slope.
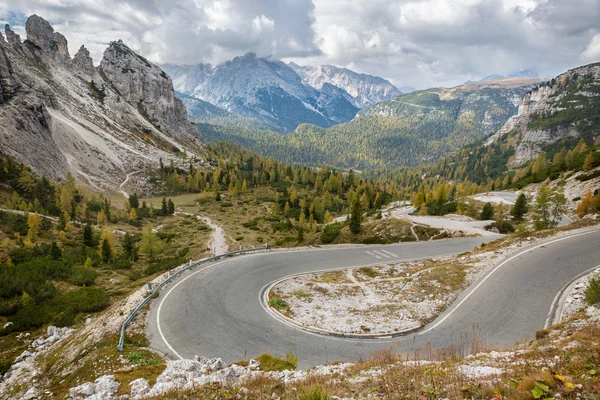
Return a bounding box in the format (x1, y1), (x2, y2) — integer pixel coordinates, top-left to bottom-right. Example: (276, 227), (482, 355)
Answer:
(0, 15), (200, 190)
(360, 77), (542, 139)
(162, 54), (362, 132)
(487, 63), (600, 166)
(289, 62), (400, 108)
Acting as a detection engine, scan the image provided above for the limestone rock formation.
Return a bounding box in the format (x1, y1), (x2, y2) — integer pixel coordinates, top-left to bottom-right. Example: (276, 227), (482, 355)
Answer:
(487, 63), (600, 166)
(0, 15), (201, 190)
(72, 45), (95, 76)
(25, 14), (70, 61)
(99, 40), (198, 142)
(4, 24), (21, 45)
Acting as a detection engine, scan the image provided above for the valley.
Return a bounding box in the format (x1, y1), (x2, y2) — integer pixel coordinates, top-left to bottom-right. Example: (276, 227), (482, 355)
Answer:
(0, 9), (599, 400)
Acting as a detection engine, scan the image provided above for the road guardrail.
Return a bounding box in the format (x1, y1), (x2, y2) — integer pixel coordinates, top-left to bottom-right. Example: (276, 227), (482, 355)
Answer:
(117, 245), (270, 351)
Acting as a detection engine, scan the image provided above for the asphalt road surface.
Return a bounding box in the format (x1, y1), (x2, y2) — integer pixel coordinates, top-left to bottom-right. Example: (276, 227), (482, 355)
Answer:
(148, 230), (600, 368)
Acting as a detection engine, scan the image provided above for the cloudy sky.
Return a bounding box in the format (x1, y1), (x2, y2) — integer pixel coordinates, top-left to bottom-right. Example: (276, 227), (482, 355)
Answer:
(1, 0), (599, 89)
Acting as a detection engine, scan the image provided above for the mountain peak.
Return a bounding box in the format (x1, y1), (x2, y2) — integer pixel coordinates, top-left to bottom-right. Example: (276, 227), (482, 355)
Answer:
(4, 24), (21, 45)
(25, 14), (70, 61)
(72, 45), (95, 76)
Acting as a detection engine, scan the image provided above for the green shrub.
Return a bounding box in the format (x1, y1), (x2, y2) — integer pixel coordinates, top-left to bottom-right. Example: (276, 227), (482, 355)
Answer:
(242, 219), (259, 228)
(112, 259), (133, 270)
(298, 386), (331, 400)
(0, 298), (20, 316)
(0, 360), (13, 375)
(129, 270), (142, 281)
(321, 223), (341, 244)
(3, 304), (51, 333)
(144, 256), (185, 275)
(62, 287), (109, 313)
(256, 353), (296, 372)
(585, 277), (600, 306)
(69, 266), (97, 286)
(127, 351), (158, 366)
(269, 298), (288, 310)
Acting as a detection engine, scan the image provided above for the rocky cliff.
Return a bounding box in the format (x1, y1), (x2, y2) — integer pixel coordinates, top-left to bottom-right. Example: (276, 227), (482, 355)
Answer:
(289, 63), (401, 108)
(0, 15), (200, 191)
(487, 64), (600, 166)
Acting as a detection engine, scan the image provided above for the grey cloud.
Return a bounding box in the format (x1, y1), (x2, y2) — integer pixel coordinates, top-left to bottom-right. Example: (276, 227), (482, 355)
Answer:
(1, 0), (598, 89)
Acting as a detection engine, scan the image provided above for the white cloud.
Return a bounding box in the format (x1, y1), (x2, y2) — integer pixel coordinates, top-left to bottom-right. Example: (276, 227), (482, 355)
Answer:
(582, 33), (600, 62)
(1, 0), (599, 89)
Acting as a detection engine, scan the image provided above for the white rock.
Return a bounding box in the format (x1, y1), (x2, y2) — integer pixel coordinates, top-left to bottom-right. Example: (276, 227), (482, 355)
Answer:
(3, 322), (13, 329)
(68, 375), (119, 400)
(15, 350), (32, 363)
(23, 387), (38, 400)
(130, 378), (150, 398)
(69, 382), (96, 398)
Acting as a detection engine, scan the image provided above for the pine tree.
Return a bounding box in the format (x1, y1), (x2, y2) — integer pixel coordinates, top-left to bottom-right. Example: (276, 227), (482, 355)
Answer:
(83, 223), (94, 247)
(128, 193), (139, 209)
(297, 224), (304, 242)
(510, 193), (528, 221)
(480, 202), (494, 220)
(161, 197), (168, 216)
(122, 232), (136, 260)
(550, 185), (567, 227)
(349, 198), (362, 234)
(57, 212), (67, 231)
(100, 239), (111, 263)
(583, 152), (594, 171)
(140, 222), (164, 261)
(577, 191), (596, 218)
(533, 184), (551, 230)
(49, 241), (62, 260)
(27, 212), (41, 241)
(129, 208), (138, 222)
(168, 199), (175, 215)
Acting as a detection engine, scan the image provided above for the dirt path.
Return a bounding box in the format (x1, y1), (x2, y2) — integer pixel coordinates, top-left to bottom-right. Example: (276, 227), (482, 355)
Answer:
(118, 170), (141, 199)
(175, 211), (228, 256)
(200, 216), (228, 256)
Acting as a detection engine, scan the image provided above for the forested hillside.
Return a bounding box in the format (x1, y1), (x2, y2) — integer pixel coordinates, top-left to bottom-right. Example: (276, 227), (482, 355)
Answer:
(200, 79), (539, 170)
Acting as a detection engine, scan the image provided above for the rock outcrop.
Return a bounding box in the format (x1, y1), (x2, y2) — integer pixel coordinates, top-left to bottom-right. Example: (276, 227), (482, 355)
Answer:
(25, 14), (70, 61)
(0, 15), (201, 190)
(68, 375), (120, 400)
(289, 62), (401, 108)
(99, 40), (197, 142)
(4, 24), (20, 45)
(72, 45), (95, 76)
(487, 63), (600, 166)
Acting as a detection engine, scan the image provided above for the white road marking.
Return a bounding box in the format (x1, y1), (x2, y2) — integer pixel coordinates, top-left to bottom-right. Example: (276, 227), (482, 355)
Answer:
(373, 250), (391, 258)
(419, 230), (598, 336)
(365, 251), (381, 259)
(381, 250), (398, 257)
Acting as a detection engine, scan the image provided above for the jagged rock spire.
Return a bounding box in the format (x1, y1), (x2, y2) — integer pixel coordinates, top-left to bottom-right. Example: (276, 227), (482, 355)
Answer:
(25, 15), (70, 60)
(73, 45), (95, 76)
(5, 24), (21, 45)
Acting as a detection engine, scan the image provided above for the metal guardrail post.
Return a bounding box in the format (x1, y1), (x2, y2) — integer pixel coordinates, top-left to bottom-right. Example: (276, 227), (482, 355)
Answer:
(117, 244), (269, 351)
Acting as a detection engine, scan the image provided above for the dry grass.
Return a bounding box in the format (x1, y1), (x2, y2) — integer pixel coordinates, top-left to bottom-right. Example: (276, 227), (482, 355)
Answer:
(142, 315), (600, 399)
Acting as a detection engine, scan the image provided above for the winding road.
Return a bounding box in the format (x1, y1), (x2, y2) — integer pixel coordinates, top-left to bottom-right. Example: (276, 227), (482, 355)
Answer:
(148, 229), (600, 368)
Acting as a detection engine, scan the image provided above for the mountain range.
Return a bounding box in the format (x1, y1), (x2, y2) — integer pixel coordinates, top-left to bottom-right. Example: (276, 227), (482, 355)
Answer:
(0, 15), (199, 191)
(162, 55), (400, 132)
(200, 77), (542, 170)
